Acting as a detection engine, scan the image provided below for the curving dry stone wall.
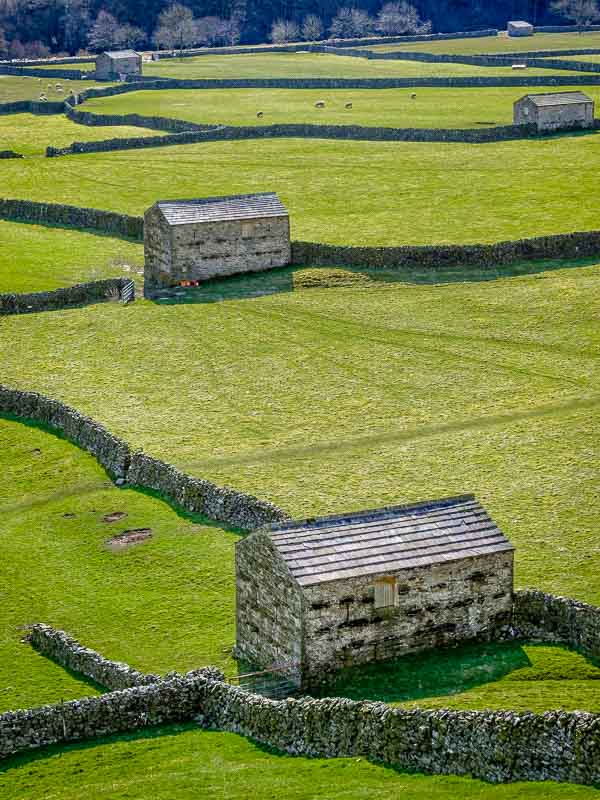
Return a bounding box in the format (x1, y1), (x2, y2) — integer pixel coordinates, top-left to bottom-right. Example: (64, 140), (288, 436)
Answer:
(0, 385), (131, 478)
(0, 277), (134, 316)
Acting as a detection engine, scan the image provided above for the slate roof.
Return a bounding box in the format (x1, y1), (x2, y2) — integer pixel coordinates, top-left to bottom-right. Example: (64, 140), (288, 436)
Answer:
(519, 91), (593, 107)
(103, 50), (140, 59)
(508, 20), (533, 28)
(265, 495), (514, 587)
(155, 192), (288, 226)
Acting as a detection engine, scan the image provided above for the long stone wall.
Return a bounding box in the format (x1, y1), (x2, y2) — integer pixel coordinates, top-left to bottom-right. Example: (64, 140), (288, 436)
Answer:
(0, 384), (288, 529)
(0, 64), (87, 79)
(0, 198), (143, 240)
(4, 589), (600, 785)
(0, 99), (65, 116)
(0, 277), (134, 316)
(65, 102), (218, 133)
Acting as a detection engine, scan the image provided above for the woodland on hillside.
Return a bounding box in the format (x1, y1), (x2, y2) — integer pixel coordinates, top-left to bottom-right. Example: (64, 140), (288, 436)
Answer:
(0, 0), (588, 58)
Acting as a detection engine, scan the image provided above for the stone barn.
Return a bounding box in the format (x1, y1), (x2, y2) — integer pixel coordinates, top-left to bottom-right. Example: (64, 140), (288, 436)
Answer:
(95, 50), (142, 80)
(513, 91), (594, 132)
(507, 20), (534, 36)
(235, 495), (515, 688)
(143, 192), (291, 294)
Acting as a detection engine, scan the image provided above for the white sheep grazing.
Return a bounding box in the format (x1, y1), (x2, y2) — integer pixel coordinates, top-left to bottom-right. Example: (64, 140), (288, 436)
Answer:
(47, 84), (52, 90)
(345, 102), (352, 109)
(315, 100), (325, 108)
(256, 111), (264, 118)
(56, 87), (63, 93)
(410, 93), (417, 99)
(55, 83), (62, 89)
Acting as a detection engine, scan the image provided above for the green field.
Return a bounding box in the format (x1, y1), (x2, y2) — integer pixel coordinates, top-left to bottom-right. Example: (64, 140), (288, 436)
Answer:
(2, 31), (600, 799)
(0, 221), (142, 293)
(141, 51), (578, 78)
(1, 132), (600, 246)
(0, 112), (158, 156)
(82, 84), (600, 129)
(368, 30), (600, 54)
(0, 74), (109, 102)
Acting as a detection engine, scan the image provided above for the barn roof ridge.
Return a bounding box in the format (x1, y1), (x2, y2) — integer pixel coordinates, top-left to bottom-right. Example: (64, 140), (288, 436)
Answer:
(260, 495), (514, 586)
(516, 90), (593, 107)
(102, 50), (140, 58)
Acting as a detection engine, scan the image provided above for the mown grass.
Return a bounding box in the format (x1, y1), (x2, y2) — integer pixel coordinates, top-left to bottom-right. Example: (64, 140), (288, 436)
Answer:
(368, 30), (600, 54)
(0, 113), (159, 157)
(0, 221), (143, 293)
(4, 726), (599, 800)
(2, 131), (600, 245)
(0, 416), (240, 712)
(141, 51), (577, 79)
(82, 84), (600, 129)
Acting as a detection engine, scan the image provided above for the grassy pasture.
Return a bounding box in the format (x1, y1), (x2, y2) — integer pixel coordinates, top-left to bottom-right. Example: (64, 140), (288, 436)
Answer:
(1, 132), (600, 246)
(368, 30), (600, 54)
(0, 221), (142, 293)
(82, 84), (600, 129)
(4, 727), (600, 800)
(0, 113), (159, 156)
(0, 75), (109, 102)
(141, 51), (577, 79)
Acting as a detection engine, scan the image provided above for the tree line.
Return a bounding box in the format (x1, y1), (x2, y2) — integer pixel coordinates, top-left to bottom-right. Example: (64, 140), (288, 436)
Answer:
(0, 0), (598, 59)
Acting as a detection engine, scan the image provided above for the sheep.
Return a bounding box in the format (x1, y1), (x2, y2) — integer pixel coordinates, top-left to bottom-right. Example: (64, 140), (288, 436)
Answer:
(256, 111), (264, 118)
(47, 83), (52, 90)
(345, 102), (352, 109)
(55, 83), (62, 89)
(56, 87), (63, 93)
(410, 93), (417, 99)
(315, 100), (325, 108)
(38, 94), (47, 102)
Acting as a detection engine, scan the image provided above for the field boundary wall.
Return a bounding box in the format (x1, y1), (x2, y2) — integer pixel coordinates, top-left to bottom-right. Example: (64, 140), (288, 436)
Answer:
(0, 277), (134, 315)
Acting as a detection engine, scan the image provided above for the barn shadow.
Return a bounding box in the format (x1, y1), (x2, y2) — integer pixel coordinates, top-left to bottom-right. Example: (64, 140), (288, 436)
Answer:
(148, 255), (600, 306)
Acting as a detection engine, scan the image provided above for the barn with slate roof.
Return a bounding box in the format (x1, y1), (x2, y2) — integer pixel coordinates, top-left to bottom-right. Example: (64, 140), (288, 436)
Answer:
(235, 495), (515, 687)
(514, 91), (594, 132)
(143, 192), (291, 295)
(507, 20), (534, 36)
(95, 50), (142, 80)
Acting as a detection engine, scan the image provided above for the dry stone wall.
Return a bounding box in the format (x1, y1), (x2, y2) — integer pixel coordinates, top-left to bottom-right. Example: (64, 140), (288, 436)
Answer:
(0, 99), (64, 115)
(65, 103), (218, 133)
(0, 277), (134, 316)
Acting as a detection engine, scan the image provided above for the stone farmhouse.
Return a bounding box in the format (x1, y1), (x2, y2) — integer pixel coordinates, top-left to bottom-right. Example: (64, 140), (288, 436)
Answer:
(507, 20), (534, 36)
(143, 192), (291, 295)
(236, 495), (515, 688)
(514, 91), (595, 132)
(95, 50), (142, 81)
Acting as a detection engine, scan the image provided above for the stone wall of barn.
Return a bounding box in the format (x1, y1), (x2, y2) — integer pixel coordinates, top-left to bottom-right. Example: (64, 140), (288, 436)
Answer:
(302, 550), (514, 685)
(235, 531), (303, 684)
(144, 213), (291, 292)
(95, 53), (141, 81)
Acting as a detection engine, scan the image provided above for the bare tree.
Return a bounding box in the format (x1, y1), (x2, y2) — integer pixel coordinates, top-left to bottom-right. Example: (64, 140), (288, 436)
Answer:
(88, 11), (123, 51)
(330, 6), (374, 38)
(301, 14), (323, 40)
(551, 0), (600, 30)
(0, 27), (7, 57)
(153, 4), (196, 55)
(195, 16), (227, 46)
(376, 1), (431, 35)
(115, 23), (145, 48)
(270, 18), (299, 43)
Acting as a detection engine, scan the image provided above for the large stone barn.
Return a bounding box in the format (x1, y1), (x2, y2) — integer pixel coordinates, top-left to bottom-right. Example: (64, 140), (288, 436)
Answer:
(235, 495), (515, 688)
(507, 20), (534, 36)
(513, 91), (595, 132)
(95, 50), (142, 80)
(143, 192), (291, 294)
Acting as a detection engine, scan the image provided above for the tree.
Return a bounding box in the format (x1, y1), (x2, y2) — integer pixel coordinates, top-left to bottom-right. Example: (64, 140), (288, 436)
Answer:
(87, 10), (121, 52)
(376, 1), (431, 34)
(153, 3), (196, 54)
(115, 23), (145, 48)
(329, 7), (374, 38)
(60, 0), (91, 55)
(195, 16), (227, 46)
(551, 0), (600, 30)
(301, 14), (323, 40)
(270, 18), (299, 42)
(0, 27), (7, 57)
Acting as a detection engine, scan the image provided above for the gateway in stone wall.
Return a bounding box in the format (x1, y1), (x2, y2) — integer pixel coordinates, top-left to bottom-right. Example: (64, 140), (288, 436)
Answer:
(236, 495), (515, 688)
(514, 91), (595, 132)
(143, 192), (291, 295)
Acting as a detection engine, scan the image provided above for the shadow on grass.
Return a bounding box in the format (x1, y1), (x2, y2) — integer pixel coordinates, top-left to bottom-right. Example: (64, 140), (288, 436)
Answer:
(149, 256), (600, 306)
(0, 216), (142, 244)
(307, 640), (533, 704)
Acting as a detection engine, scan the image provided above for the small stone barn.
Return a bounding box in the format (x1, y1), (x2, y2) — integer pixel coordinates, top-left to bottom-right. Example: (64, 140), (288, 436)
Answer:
(95, 50), (142, 80)
(143, 192), (291, 294)
(514, 91), (595, 132)
(235, 495), (515, 688)
(507, 20), (534, 36)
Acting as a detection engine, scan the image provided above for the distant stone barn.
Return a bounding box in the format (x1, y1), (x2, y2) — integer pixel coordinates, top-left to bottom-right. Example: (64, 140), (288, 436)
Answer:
(143, 192), (291, 295)
(95, 50), (142, 80)
(507, 20), (534, 36)
(514, 91), (595, 132)
(235, 495), (515, 688)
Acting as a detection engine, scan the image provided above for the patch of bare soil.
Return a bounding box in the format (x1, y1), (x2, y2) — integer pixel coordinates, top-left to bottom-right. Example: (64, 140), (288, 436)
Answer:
(107, 528), (152, 551)
(103, 511), (128, 523)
